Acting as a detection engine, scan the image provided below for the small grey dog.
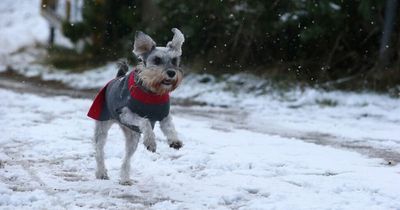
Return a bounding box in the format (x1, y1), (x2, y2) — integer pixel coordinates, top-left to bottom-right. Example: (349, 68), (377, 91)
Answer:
(87, 28), (184, 185)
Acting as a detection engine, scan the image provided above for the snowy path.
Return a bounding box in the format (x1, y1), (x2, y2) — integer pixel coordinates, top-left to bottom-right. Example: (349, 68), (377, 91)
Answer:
(1, 0), (399, 209)
(1, 89), (399, 209)
(1, 71), (400, 164)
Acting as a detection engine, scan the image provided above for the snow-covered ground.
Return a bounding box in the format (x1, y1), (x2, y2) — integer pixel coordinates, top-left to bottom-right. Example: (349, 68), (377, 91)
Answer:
(0, 0), (48, 58)
(0, 0), (72, 72)
(5, 60), (400, 157)
(1, 89), (400, 209)
(1, 1), (400, 209)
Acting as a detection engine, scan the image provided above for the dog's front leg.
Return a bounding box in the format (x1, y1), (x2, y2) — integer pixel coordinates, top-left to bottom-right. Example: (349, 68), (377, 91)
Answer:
(120, 107), (157, 152)
(140, 120), (157, 152)
(160, 114), (183, 149)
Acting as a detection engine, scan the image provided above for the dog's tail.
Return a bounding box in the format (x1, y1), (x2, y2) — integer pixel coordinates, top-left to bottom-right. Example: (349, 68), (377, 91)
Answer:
(116, 59), (129, 78)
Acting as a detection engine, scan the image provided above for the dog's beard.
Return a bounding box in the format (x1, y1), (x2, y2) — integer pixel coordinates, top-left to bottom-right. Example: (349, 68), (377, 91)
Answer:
(137, 66), (182, 95)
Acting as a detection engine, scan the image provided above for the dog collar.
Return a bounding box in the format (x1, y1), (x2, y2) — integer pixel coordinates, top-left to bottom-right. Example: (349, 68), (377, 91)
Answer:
(128, 71), (169, 104)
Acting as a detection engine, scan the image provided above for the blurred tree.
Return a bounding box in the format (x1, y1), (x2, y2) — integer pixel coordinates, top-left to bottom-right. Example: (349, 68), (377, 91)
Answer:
(41, 0), (60, 45)
(156, 0), (399, 90)
(59, 0), (399, 91)
(379, 0), (398, 65)
(62, 0), (143, 59)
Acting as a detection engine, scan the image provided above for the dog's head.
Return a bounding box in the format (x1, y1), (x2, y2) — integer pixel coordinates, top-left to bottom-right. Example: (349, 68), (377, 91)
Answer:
(133, 28), (184, 95)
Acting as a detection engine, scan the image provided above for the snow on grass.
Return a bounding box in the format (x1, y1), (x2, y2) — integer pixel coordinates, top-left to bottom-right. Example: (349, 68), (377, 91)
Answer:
(0, 0), (397, 155)
(0, 0), (73, 72)
(0, 0), (49, 57)
(4, 60), (400, 153)
(10, 62), (119, 90)
(0, 89), (400, 209)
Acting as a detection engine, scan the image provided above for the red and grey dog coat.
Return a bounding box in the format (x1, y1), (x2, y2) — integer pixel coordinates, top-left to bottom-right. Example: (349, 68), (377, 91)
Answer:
(87, 71), (170, 132)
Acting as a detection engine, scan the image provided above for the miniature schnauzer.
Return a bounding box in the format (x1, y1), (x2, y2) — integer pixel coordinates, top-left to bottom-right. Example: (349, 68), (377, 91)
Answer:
(87, 28), (184, 185)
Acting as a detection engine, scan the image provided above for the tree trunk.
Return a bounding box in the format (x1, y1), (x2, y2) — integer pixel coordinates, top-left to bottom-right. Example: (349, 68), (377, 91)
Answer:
(378, 0), (398, 66)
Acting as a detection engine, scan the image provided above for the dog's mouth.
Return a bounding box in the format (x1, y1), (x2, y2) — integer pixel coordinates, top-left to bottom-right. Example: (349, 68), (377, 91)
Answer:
(161, 79), (173, 85)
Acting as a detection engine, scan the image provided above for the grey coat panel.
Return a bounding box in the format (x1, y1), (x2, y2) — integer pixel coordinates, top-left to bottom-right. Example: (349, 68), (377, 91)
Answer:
(89, 72), (170, 132)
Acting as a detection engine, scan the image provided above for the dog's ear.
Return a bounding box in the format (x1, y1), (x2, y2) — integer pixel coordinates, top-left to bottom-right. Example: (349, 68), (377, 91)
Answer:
(133, 31), (156, 58)
(166, 28), (185, 56)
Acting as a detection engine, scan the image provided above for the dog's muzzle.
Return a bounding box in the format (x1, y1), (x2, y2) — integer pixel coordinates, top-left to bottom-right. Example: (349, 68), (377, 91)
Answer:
(166, 70), (176, 78)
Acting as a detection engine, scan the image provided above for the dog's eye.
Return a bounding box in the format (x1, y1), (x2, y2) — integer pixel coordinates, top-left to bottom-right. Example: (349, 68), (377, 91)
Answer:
(153, 56), (162, 65)
(171, 57), (178, 66)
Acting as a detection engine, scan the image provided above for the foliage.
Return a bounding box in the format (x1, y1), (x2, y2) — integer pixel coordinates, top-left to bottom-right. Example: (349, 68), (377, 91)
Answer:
(62, 0), (142, 60)
(60, 0), (399, 91)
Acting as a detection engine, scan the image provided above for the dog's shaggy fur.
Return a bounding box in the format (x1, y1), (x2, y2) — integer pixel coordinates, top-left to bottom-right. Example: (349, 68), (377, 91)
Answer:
(92, 28), (184, 185)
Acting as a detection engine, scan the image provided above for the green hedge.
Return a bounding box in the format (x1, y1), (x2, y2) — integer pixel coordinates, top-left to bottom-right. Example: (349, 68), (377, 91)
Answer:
(61, 0), (400, 91)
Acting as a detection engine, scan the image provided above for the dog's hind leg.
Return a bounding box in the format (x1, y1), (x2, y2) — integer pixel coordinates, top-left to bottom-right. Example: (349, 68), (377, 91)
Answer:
(93, 120), (113, 179)
(160, 114), (183, 149)
(119, 124), (140, 185)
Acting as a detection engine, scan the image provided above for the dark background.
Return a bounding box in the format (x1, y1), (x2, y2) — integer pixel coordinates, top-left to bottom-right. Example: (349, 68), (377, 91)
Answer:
(48, 0), (400, 92)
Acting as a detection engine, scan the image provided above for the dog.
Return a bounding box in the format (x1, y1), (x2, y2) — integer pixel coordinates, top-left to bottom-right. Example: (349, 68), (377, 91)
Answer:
(87, 28), (184, 185)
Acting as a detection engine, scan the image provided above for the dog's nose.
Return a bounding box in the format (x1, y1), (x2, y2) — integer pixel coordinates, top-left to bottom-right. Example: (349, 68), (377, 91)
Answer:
(166, 70), (176, 78)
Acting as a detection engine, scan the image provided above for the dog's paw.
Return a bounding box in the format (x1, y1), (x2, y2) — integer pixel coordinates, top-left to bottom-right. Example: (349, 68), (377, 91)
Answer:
(169, 140), (183, 150)
(95, 171), (109, 180)
(146, 145), (156, 153)
(144, 139), (157, 153)
(119, 179), (133, 186)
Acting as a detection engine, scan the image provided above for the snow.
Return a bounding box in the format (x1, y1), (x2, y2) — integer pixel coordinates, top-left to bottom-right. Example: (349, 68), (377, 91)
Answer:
(1, 1), (400, 209)
(1, 0), (398, 155)
(329, 2), (341, 11)
(9, 62), (119, 89)
(280, 13), (298, 22)
(1, 89), (400, 209)
(0, 0), (49, 57)
(0, 0), (73, 71)
(3, 59), (400, 153)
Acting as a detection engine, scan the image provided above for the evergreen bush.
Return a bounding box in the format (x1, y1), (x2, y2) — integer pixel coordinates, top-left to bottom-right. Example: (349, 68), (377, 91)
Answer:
(61, 0), (399, 91)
